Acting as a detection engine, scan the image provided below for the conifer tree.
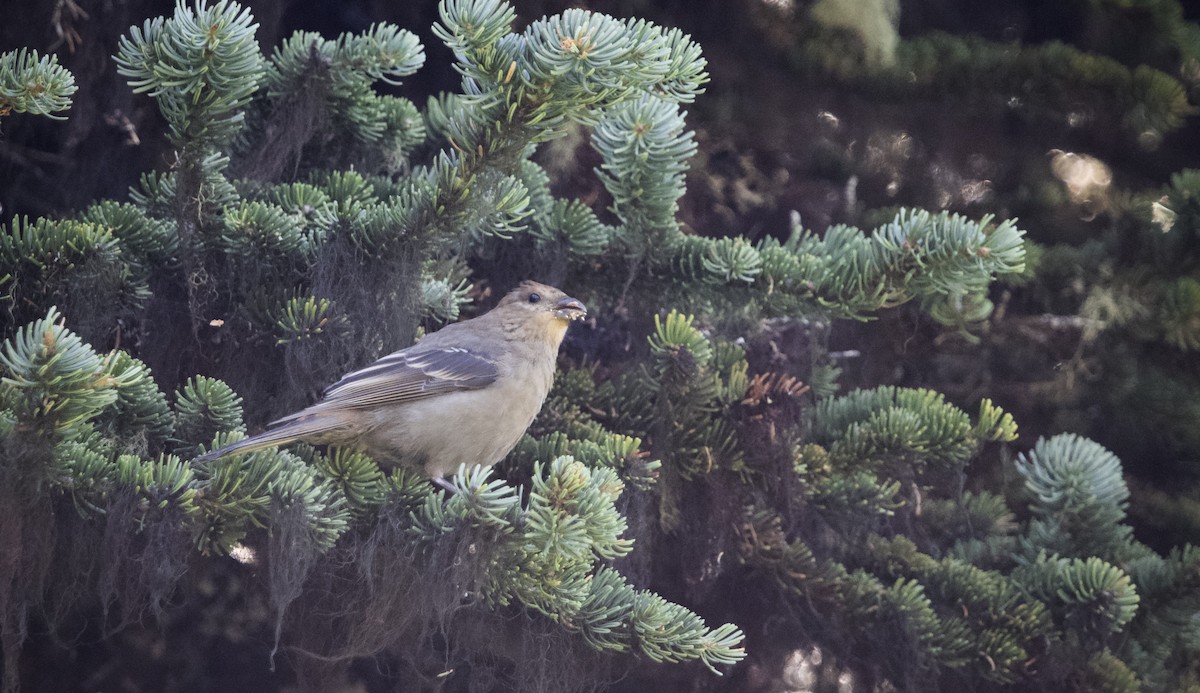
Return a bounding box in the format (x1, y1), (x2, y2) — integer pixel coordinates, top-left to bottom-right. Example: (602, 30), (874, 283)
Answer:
(0, 1), (1198, 692)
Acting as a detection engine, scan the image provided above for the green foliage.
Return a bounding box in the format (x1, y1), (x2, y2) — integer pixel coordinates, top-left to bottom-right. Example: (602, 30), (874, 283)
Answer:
(173, 375), (244, 452)
(116, 452), (200, 515)
(0, 216), (144, 337)
(0, 2), (746, 686)
(0, 48), (76, 118)
(1015, 554), (1140, 639)
(595, 95), (697, 251)
(673, 234), (763, 285)
(1124, 544), (1200, 691)
(1019, 163), (1200, 561)
(813, 385), (996, 476)
(739, 516), (1050, 685)
(896, 36), (1193, 136)
(11, 0), (1195, 691)
(192, 438), (285, 553)
(633, 310), (747, 483)
(218, 200), (307, 255)
(50, 430), (118, 510)
(924, 491), (1018, 551)
(419, 274), (472, 323)
(264, 22), (424, 152)
(733, 381), (1197, 689)
(407, 459), (744, 673)
(436, 6), (707, 138)
(268, 453), (350, 551)
(81, 201), (179, 260)
(310, 447), (386, 510)
(530, 198), (614, 258)
(975, 398), (1020, 443)
(261, 294), (347, 345)
(754, 209), (1025, 325)
(508, 429), (658, 488)
(0, 307), (132, 433)
(1079, 649), (1142, 693)
(1159, 276), (1200, 349)
(790, 23), (1195, 141)
(115, 0), (264, 146)
(131, 150), (240, 214)
(92, 351), (175, 452)
(1016, 434), (1133, 559)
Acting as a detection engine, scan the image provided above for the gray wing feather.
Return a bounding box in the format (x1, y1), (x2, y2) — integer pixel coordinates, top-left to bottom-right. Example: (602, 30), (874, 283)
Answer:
(270, 346), (499, 424)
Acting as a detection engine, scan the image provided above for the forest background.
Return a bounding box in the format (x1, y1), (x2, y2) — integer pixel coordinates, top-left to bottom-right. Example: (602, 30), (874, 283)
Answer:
(2, 0), (1200, 692)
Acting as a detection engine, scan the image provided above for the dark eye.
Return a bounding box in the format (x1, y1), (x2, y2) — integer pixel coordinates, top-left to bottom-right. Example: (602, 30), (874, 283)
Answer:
(527, 292), (542, 304)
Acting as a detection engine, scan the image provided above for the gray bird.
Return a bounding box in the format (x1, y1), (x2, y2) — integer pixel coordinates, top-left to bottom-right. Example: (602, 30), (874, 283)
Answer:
(197, 281), (587, 480)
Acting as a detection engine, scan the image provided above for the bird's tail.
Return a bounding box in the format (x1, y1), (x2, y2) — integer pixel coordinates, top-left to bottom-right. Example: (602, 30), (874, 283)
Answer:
(194, 415), (344, 462)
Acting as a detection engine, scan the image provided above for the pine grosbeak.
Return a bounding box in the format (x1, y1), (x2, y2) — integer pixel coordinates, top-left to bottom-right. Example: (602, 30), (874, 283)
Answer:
(198, 281), (587, 479)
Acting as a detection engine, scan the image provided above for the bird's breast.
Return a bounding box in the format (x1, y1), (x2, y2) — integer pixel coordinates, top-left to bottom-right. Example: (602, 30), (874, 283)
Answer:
(362, 361), (556, 478)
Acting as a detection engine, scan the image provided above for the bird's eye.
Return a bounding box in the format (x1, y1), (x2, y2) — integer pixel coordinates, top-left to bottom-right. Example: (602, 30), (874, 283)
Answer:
(527, 293), (542, 304)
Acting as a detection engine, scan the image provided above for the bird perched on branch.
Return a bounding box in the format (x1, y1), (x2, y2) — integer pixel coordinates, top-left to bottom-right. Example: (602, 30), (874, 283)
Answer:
(197, 281), (587, 481)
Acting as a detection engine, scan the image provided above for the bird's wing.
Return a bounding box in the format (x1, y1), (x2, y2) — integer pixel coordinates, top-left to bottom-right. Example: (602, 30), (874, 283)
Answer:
(270, 346), (499, 423)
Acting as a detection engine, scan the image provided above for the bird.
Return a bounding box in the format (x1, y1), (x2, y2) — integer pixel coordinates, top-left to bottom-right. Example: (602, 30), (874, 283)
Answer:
(197, 281), (587, 483)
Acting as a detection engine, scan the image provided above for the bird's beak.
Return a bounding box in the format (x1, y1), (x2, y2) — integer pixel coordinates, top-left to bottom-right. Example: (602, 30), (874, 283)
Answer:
(555, 296), (588, 321)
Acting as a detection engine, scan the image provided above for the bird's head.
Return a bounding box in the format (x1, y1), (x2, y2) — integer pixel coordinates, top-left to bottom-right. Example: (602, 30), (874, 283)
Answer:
(496, 281), (587, 345)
